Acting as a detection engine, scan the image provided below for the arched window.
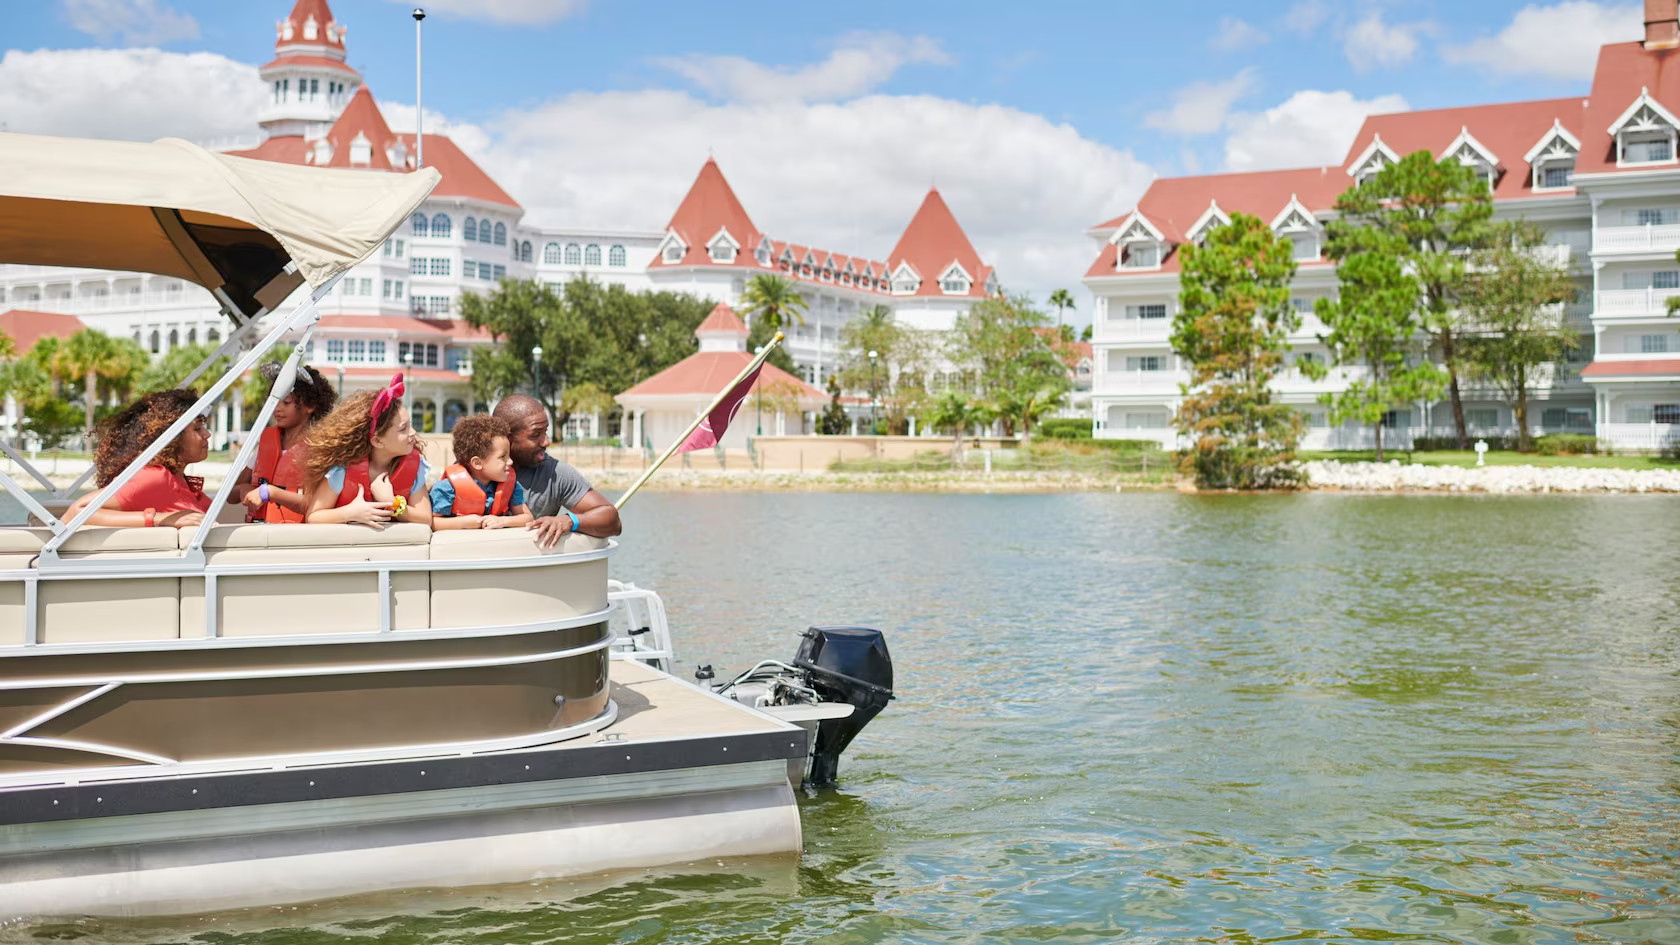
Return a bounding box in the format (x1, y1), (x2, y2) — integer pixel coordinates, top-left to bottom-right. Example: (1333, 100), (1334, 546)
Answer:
(519, 241), (532, 263)
(430, 213), (452, 239)
(543, 242), (562, 264)
(564, 243), (581, 265)
(584, 244), (602, 266)
(463, 217), (477, 242)
(493, 222), (507, 246)
(609, 245), (627, 267)
(443, 400), (468, 431)
(167, 329), (179, 349)
(206, 327), (220, 344)
(411, 213), (428, 237)
(186, 327), (197, 345)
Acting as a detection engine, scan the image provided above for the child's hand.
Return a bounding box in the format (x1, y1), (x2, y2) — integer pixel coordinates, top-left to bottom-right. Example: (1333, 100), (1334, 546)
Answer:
(368, 473), (395, 504)
(240, 486), (265, 514)
(481, 515), (506, 530)
(343, 485), (393, 529)
(456, 514), (484, 528)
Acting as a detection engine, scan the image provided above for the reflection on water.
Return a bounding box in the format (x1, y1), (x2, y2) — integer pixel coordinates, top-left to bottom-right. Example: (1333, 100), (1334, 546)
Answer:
(6, 492), (1680, 944)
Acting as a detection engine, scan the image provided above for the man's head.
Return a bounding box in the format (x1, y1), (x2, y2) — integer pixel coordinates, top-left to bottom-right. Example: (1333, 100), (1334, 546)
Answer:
(493, 394), (549, 469)
(451, 415), (514, 483)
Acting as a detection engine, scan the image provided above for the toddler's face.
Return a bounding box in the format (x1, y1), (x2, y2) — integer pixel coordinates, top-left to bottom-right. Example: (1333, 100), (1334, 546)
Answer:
(474, 435), (513, 483)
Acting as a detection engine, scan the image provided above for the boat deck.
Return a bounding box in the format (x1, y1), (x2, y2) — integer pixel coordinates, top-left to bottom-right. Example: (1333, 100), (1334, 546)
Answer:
(601, 658), (788, 741)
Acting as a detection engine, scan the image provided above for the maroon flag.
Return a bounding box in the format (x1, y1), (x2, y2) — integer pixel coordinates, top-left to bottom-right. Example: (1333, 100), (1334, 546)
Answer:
(676, 362), (765, 453)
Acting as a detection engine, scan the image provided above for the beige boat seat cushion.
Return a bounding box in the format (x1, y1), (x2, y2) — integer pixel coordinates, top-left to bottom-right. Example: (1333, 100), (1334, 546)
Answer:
(23, 526), (183, 645)
(428, 530), (608, 630)
(181, 523), (431, 637)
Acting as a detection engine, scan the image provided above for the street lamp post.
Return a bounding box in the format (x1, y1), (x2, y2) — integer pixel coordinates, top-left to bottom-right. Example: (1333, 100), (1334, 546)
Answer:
(335, 364), (345, 396)
(868, 349), (879, 435)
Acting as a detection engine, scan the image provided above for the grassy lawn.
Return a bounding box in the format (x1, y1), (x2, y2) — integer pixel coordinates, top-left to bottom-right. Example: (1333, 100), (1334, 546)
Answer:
(1300, 449), (1680, 470)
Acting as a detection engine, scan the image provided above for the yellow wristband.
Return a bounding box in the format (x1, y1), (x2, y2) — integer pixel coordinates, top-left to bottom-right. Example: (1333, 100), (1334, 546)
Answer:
(391, 494), (407, 517)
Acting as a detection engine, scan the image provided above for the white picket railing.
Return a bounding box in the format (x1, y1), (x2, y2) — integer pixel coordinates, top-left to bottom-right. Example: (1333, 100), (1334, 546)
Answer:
(1595, 223), (1680, 253)
(1597, 287), (1680, 316)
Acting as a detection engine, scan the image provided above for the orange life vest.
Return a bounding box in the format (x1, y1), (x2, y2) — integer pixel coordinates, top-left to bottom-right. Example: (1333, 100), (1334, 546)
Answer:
(334, 450), (423, 509)
(444, 463), (515, 517)
(251, 426), (306, 523)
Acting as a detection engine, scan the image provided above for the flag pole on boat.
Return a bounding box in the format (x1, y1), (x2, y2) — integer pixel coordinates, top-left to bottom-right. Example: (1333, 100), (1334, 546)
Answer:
(615, 331), (784, 511)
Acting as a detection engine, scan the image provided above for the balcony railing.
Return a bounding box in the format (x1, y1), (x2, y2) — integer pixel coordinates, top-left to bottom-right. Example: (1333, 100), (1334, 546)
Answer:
(1099, 318), (1172, 340)
(1594, 223), (1680, 253)
(1100, 370), (1187, 393)
(1596, 287), (1680, 316)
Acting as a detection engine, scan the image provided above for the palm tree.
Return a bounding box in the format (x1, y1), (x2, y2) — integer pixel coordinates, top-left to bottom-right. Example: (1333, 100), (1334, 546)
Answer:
(1047, 288), (1076, 331)
(860, 304), (893, 332)
(739, 274), (809, 335)
(56, 329), (139, 437)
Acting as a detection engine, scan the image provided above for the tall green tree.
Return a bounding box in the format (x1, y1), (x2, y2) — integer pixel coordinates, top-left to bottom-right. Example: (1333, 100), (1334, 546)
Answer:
(1170, 212), (1304, 489)
(1328, 150), (1493, 447)
(1309, 236), (1443, 461)
(947, 294), (1070, 436)
(739, 274), (809, 334)
(925, 391), (988, 459)
(1047, 288), (1076, 331)
(1458, 221), (1581, 452)
(818, 373), (848, 435)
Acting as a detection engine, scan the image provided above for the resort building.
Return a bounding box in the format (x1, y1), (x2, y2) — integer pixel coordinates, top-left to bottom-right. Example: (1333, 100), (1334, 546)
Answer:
(1085, 0), (1680, 451)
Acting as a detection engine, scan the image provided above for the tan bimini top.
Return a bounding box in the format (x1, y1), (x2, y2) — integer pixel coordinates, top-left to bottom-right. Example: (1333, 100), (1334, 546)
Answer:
(0, 132), (440, 318)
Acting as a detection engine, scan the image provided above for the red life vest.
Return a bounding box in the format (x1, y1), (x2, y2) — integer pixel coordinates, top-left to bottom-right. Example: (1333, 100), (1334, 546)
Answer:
(251, 426), (306, 524)
(334, 450), (423, 510)
(444, 463), (514, 516)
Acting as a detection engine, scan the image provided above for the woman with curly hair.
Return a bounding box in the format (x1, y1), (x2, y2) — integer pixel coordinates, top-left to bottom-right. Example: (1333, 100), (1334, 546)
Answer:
(300, 373), (432, 528)
(60, 388), (211, 527)
(228, 361), (337, 523)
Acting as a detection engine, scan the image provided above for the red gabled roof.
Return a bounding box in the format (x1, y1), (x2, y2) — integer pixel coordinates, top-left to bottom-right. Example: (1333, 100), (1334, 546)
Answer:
(259, 54), (359, 77)
(886, 188), (990, 298)
(695, 302), (746, 335)
(1084, 166), (1343, 278)
(1342, 97), (1586, 199)
(225, 87), (521, 210)
(1578, 41), (1680, 175)
(0, 309), (85, 352)
(317, 314), (451, 335)
(1581, 358), (1680, 377)
(618, 351), (824, 401)
(654, 159), (763, 267)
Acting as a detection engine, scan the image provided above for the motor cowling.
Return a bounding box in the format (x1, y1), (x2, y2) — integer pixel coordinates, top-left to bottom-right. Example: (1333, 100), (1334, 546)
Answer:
(794, 626), (893, 787)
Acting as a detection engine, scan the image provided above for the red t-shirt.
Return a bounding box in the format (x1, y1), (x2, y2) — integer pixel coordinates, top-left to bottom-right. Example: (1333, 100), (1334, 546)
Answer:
(110, 465), (210, 514)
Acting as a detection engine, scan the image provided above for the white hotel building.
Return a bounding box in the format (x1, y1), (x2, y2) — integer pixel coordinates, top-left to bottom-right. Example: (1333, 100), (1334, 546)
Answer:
(0, 0), (1001, 442)
(1086, 0), (1680, 452)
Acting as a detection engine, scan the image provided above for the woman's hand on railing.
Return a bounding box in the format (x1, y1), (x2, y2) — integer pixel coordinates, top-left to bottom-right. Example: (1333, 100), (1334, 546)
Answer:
(340, 485), (393, 529)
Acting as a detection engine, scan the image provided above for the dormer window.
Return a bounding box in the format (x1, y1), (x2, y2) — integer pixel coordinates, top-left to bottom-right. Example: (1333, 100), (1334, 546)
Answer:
(1112, 213), (1166, 272)
(1187, 201), (1229, 246)
(939, 263), (972, 295)
(891, 264), (920, 295)
(755, 240), (771, 266)
(1611, 89), (1680, 167)
(1446, 128), (1500, 191)
(1524, 119), (1580, 192)
(821, 268), (833, 283)
(710, 243), (736, 263)
(348, 132), (371, 167)
(662, 241), (685, 263)
(303, 16), (318, 40)
(1348, 134), (1399, 186)
(1272, 197), (1323, 262)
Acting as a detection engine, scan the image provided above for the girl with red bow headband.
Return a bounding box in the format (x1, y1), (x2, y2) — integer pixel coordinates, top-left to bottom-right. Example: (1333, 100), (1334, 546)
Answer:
(299, 373), (433, 528)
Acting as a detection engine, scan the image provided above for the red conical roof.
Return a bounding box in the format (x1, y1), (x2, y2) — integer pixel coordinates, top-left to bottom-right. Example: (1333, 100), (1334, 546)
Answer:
(657, 159), (762, 267)
(278, 0), (344, 50)
(886, 188), (990, 297)
(695, 302), (747, 335)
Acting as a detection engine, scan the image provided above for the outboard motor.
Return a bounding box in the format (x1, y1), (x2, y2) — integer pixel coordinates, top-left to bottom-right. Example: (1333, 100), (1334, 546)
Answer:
(795, 626), (893, 788)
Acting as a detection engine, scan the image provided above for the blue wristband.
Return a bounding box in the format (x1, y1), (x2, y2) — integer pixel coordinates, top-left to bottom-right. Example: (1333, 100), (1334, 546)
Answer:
(564, 509), (580, 532)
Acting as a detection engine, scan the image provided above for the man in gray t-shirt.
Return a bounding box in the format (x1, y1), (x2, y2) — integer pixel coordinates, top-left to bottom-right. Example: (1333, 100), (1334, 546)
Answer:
(493, 395), (622, 548)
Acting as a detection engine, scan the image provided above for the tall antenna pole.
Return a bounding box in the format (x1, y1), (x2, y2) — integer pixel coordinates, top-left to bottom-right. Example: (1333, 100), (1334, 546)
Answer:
(412, 8), (426, 168)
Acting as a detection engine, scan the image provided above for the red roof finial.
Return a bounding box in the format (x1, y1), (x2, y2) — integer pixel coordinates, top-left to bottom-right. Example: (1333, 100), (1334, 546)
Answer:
(277, 0), (345, 51)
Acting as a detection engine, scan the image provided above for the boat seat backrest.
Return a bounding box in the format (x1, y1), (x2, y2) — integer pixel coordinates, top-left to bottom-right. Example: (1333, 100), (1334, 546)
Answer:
(427, 530), (608, 630)
(180, 524), (432, 637)
(22, 527), (182, 645)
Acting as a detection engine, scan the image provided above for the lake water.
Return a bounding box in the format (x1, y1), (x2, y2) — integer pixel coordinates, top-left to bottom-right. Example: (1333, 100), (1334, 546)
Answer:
(13, 492), (1680, 944)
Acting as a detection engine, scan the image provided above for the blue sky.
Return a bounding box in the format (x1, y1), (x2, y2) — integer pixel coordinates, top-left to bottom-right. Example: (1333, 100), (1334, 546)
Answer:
(0, 0), (1647, 304)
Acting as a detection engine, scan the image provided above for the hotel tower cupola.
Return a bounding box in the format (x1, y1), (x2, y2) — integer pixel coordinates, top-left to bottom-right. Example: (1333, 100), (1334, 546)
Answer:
(258, 0), (362, 140)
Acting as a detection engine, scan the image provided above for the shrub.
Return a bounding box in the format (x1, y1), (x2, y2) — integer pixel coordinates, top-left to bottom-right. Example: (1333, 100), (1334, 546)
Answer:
(1532, 434), (1601, 456)
(1412, 435), (1519, 451)
(1037, 418), (1094, 440)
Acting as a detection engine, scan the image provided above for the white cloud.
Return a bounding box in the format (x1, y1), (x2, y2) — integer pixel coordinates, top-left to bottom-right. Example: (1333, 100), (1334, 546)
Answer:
(399, 0), (588, 26)
(1223, 89), (1410, 171)
(1211, 16), (1269, 51)
(1282, 0), (1332, 36)
(0, 48), (262, 141)
(654, 33), (951, 105)
(1443, 2), (1639, 80)
(60, 0), (198, 45)
(1143, 69), (1257, 137)
(381, 102), (495, 158)
(474, 91), (1150, 297)
(1343, 12), (1426, 71)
